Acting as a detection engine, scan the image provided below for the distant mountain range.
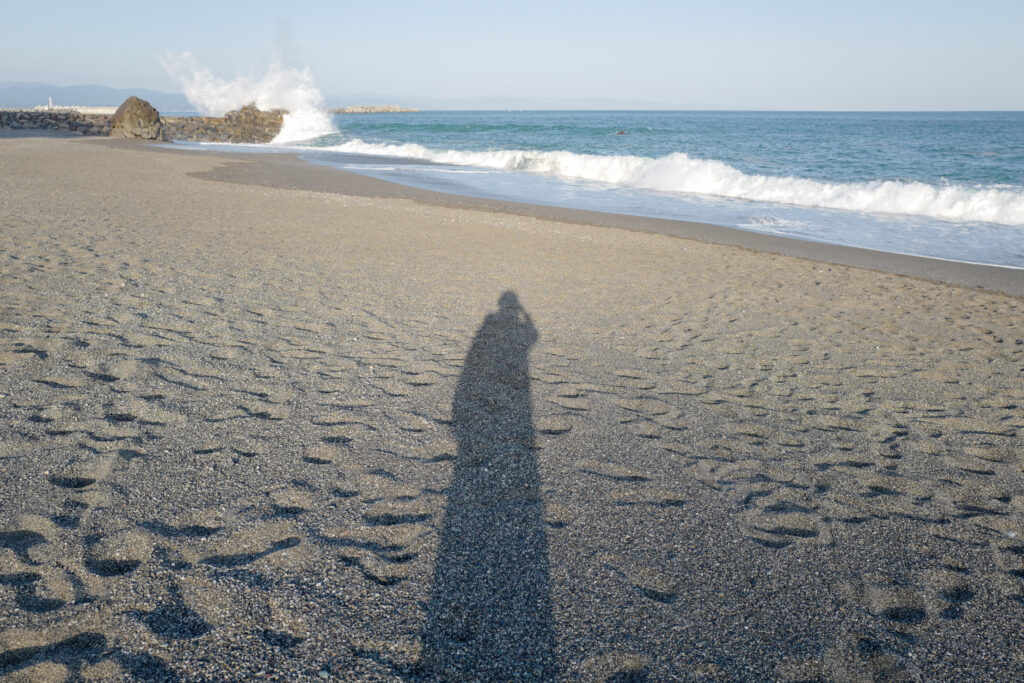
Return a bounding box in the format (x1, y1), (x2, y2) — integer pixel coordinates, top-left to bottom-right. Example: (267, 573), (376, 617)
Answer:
(0, 82), (731, 112)
(0, 82), (192, 111)
(326, 93), (721, 111)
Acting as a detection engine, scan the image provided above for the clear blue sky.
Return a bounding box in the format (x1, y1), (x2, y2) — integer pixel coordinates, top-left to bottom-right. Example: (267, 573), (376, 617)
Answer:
(2, 0), (1022, 109)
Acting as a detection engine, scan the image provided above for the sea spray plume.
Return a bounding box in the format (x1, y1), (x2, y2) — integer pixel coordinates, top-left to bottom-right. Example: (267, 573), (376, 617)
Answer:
(324, 139), (1024, 226)
(159, 52), (250, 116)
(160, 51), (336, 144)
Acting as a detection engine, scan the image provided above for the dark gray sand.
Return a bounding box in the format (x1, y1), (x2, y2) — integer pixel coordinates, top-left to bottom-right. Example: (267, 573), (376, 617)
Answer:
(169, 144), (1024, 298)
(2, 136), (1024, 681)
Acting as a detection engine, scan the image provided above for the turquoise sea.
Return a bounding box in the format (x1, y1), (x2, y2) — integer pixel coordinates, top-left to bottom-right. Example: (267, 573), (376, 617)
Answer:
(205, 111), (1024, 268)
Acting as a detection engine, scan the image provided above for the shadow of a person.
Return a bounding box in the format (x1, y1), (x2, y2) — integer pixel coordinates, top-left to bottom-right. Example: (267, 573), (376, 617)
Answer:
(417, 291), (557, 680)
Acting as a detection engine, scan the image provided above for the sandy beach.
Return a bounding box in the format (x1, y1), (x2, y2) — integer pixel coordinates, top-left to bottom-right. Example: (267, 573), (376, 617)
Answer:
(2, 136), (1024, 680)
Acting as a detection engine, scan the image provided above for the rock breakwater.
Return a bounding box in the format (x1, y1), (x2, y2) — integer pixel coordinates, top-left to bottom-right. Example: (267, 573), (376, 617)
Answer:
(163, 105), (285, 144)
(2, 98), (285, 143)
(0, 109), (111, 135)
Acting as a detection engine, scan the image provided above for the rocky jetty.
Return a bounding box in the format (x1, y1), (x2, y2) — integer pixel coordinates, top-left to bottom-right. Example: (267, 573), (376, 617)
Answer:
(2, 96), (286, 143)
(330, 105), (418, 114)
(163, 105), (285, 143)
(0, 109), (111, 135)
(110, 96), (168, 141)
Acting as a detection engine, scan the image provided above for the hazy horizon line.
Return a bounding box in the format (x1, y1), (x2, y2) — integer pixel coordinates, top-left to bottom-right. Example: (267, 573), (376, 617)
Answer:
(1, 82), (1022, 113)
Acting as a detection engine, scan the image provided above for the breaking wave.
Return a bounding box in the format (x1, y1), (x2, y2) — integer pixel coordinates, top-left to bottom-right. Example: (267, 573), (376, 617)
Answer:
(323, 139), (1024, 226)
(161, 52), (336, 144)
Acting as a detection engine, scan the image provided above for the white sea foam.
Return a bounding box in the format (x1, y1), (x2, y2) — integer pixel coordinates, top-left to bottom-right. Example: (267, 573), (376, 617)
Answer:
(161, 52), (336, 144)
(324, 139), (1024, 226)
(742, 215), (807, 229)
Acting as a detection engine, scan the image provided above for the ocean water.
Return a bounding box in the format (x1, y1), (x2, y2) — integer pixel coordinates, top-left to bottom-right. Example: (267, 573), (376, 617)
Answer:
(200, 110), (1024, 268)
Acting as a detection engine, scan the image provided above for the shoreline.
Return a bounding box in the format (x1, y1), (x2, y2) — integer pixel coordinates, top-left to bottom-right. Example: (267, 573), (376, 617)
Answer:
(154, 140), (1024, 297)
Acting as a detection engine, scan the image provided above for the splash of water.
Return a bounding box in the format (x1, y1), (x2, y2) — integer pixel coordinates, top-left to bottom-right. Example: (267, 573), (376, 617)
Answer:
(161, 52), (336, 144)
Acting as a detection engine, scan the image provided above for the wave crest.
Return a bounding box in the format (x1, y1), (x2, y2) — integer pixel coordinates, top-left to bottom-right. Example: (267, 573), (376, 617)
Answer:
(325, 139), (1024, 226)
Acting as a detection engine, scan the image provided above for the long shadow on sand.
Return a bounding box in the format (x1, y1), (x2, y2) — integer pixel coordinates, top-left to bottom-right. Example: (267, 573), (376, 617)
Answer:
(417, 291), (557, 679)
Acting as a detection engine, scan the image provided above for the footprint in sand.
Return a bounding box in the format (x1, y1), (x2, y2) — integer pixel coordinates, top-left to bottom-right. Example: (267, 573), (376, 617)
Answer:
(577, 459), (650, 483)
(84, 529), (154, 577)
(925, 568), (976, 620)
(536, 415), (573, 435)
(598, 553), (677, 604)
(48, 454), (114, 490)
(199, 524), (302, 569)
(0, 630), (109, 680)
(267, 486), (313, 515)
(842, 574), (929, 627)
(322, 522), (429, 585)
(575, 651), (652, 681)
(136, 584), (212, 640)
(0, 525), (51, 566)
(302, 444), (340, 465)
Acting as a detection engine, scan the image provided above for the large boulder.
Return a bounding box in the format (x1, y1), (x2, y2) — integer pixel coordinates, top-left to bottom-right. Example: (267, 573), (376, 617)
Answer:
(110, 96), (167, 141)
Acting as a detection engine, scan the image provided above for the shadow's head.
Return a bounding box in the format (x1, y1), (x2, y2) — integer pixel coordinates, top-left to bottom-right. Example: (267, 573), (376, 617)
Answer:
(498, 291), (521, 310)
